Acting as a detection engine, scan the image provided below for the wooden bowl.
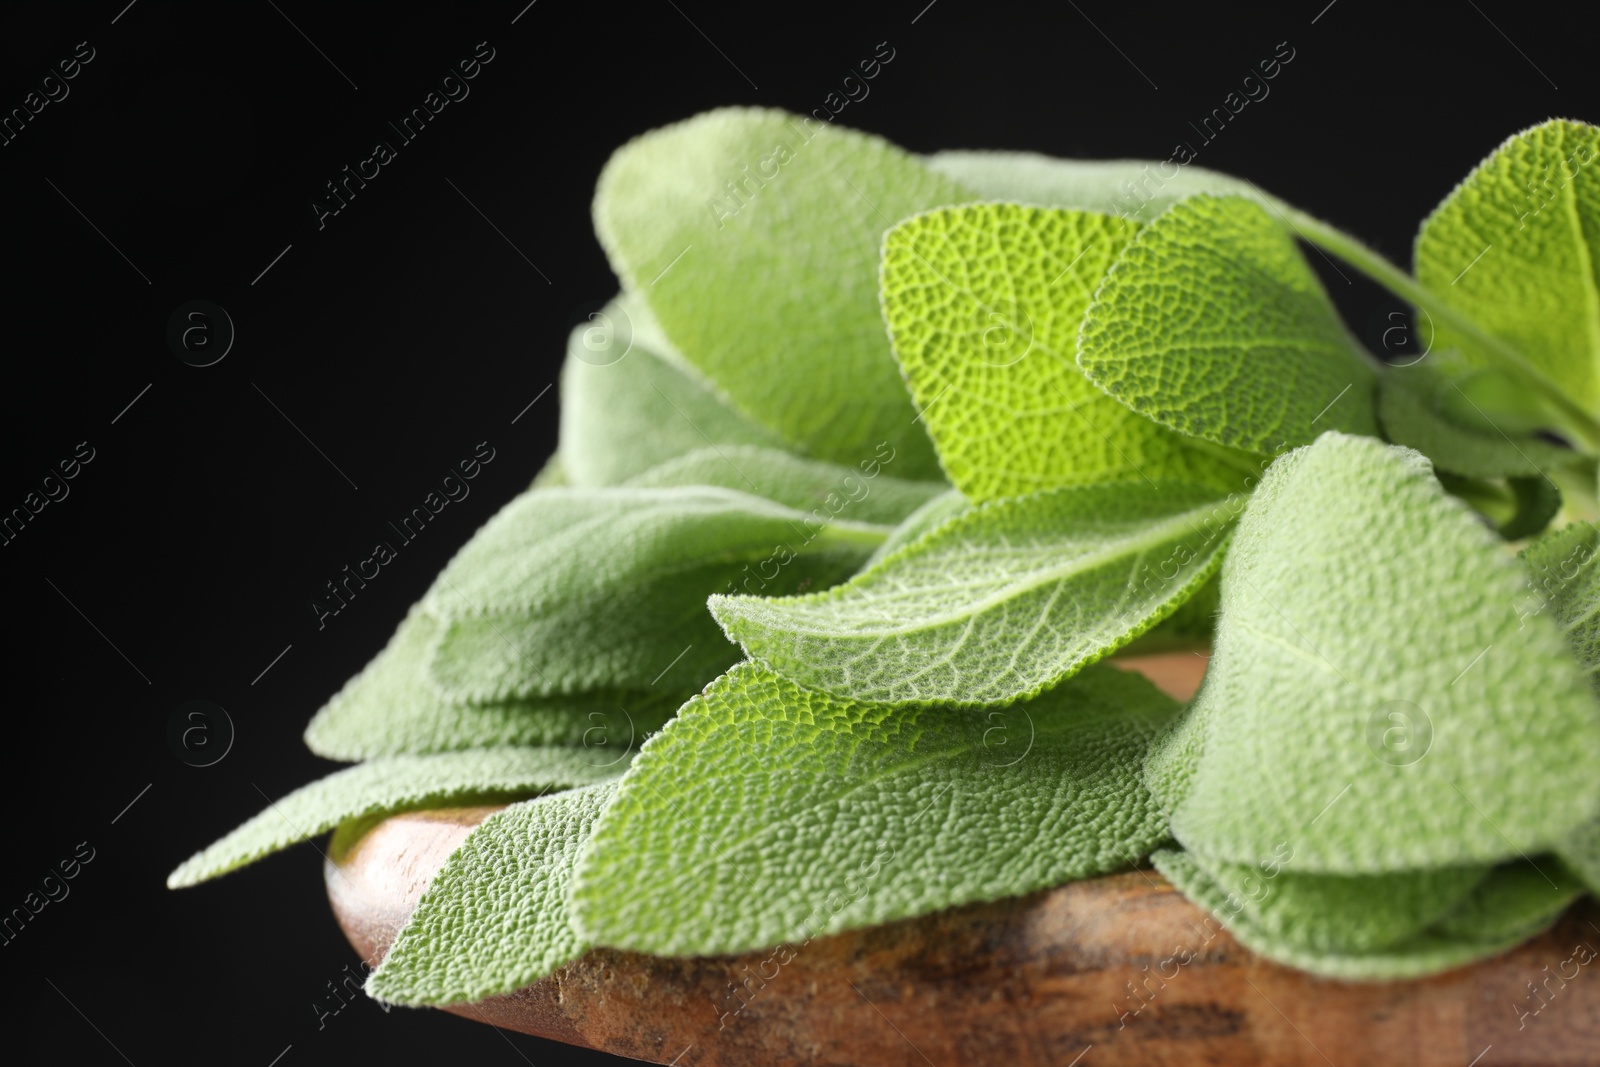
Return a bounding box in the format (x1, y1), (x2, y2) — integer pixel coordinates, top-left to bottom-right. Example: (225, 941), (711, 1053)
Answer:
(324, 654), (1600, 1065)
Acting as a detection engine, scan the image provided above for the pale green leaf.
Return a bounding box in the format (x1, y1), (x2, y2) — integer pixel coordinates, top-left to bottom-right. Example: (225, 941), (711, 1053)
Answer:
(166, 749), (618, 888)
(1175, 849), (1486, 955)
(1146, 433), (1600, 873)
(1154, 850), (1580, 980)
(1522, 521), (1600, 688)
(571, 663), (1179, 956)
(558, 296), (787, 487)
(881, 203), (1249, 502)
(594, 108), (971, 476)
(622, 445), (943, 525)
(1522, 522), (1600, 889)
(1378, 361), (1577, 479)
(423, 486), (887, 702)
(1078, 194), (1379, 454)
(303, 607), (683, 761)
(1415, 120), (1600, 412)
(712, 482), (1235, 706)
(366, 782), (616, 1006)
(925, 150), (1256, 221)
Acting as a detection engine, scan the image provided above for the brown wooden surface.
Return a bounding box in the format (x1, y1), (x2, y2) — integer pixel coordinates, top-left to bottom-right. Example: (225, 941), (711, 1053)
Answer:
(325, 654), (1600, 1065)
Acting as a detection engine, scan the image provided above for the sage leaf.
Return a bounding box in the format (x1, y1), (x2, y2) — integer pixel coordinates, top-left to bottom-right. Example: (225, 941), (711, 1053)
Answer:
(304, 607), (683, 761)
(423, 486), (888, 702)
(926, 150), (1256, 220)
(1172, 848), (1486, 955)
(1523, 522), (1600, 891)
(1154, 849), (1580, 980)
(1079, 195), (1379, 454)
(559, 295), (787, 487)
(711, 481), (1235, 707)
(622, 445), (943, 525)
(594, 108), (971, 477)
(1378, 360), (1577, 479)
(570, 663), (1179, 956)
(881, 203), (1248, 502)
(167, 749), (618, 888)
(1147, 433), (1600, 873)
(366, 782), (616, 1006)
(1415, 120), (1600, 414)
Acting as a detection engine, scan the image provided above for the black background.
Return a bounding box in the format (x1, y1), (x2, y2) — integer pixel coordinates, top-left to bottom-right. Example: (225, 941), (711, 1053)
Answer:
(1, 1), (1592, 1064)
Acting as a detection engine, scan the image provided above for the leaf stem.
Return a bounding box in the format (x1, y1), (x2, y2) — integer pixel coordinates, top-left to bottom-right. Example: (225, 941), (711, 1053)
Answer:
(1275, 203), (1600, 453)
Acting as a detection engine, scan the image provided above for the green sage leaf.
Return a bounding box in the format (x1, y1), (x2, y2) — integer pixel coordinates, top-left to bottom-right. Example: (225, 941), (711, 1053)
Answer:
(571, 663), (1179, 956)
(712, 481), (1236, 706)
(167, 749), (618, 888)
(423, 486), (887, 702)
(881, 202), (1247, 502)
(1146, 433), (1600, 873)
(594, 108), (972, 476)
(1079, 195), (1379, 454)
(366, 782), (616, 1006)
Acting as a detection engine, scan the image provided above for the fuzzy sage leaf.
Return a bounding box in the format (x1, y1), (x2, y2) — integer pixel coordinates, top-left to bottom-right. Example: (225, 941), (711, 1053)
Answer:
(712, 481), (1235, 706)
(1147, 433), (1600, 873)
(881, 203), (1248, 502)
(571, 662), (1179, 957)
(167, 749), (620, 888)
(1078, 195), (1379, 454)
(366, 782), (616, 1006)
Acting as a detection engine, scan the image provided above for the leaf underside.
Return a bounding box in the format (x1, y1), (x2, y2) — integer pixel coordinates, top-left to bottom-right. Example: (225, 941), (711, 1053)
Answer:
(167, 749), (620, 888)
(712, 481), (1235, 706)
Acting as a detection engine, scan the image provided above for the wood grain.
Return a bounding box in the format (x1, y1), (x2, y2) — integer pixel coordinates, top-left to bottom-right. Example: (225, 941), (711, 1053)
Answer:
(324, 653), (1600, 1065)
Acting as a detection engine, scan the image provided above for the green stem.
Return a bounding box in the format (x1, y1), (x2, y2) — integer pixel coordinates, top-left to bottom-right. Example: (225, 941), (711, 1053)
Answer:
(1273, 203), (1600, 453)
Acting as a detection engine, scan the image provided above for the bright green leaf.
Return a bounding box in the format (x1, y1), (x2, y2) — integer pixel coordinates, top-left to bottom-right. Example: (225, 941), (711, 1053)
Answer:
(594, 108), (971, 477)
(881, 203), (1249, 502)
(1415, 120), (1600, 412)
(366, 782), (616, 1006)
(423, 486), (887, 702)
(166, 749), (618, 888)
(1146, 433), (1600, 873)
(303, 607), (683, 761)
(1154, 849), (1580, 980)
(571, 663), (1179, 957)
(925, 150), (1256, 221)
(559, 295), (787, 487)
(623, 445), (943, 525)
(1079, 194), (1379, 454)
(712, 482), (1236, 706)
